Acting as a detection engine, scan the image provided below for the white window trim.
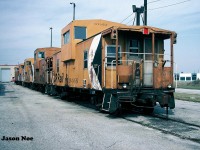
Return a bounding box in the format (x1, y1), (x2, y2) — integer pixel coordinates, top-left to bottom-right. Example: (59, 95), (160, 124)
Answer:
(105, 45), (121, 67)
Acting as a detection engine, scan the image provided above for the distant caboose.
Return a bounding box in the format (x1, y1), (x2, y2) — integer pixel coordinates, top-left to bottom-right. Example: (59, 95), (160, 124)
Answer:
(23, 58), (34, 87)
(33, 47), (60, 92)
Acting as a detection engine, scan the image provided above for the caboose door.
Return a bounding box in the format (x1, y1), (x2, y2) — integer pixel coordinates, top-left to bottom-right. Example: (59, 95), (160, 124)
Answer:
(143, 39), (153, 86)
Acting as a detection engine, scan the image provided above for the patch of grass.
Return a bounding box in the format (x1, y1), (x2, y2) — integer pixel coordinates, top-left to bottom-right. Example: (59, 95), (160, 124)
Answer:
(174, 93), (200, 103)
(177, 80), (200, 90)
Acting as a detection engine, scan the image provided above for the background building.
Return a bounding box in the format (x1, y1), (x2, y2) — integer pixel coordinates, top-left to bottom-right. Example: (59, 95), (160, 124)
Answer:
(174, 73), (200, 81)
(0, 65), (17, 82)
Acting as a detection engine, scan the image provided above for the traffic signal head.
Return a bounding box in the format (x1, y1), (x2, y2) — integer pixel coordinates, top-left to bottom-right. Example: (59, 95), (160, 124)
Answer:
(173, 33), (177, 44)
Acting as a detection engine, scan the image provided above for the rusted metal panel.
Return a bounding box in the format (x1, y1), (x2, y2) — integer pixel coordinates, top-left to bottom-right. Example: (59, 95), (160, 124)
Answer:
(117, 65), (133, 84)
(105, 69), (117, 89)
(51, 51), (66, 86)
(162, 67), (173, 88)
(153, 66), (173, 88)
(18, 63), (24, 82)
(24, 58), (34, 83)
(153, 66), (162, 88)
(14, 66), (19, 82)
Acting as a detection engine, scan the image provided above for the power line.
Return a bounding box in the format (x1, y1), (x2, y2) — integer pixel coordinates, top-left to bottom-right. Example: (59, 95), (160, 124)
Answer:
(120, 0), (191, 24)
(126, 16), (136, 25)
(148, 0), (164, 4)
(148, 0), (191, 11)
(120, 13), (134, 23)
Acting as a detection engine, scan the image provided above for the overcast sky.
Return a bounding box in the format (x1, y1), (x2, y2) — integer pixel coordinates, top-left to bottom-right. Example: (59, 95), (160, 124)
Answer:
(0, 0), (199, 73)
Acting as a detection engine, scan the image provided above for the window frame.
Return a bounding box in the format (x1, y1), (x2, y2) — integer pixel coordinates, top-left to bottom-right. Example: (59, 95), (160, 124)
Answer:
(128, 39), (139, 57)
(74, 26), (87, 40)
(105, 45), (121, 67)
(83, 50), (88, 69)
(63, 30), (70, 44)
(38, 52), (45, 58)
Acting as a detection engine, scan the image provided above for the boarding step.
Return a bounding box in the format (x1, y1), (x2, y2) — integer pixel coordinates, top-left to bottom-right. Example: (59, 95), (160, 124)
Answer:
(102, 93), (112, 111)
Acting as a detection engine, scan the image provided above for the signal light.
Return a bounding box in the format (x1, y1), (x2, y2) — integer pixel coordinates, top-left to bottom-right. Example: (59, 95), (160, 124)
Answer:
(173, 33), (177, 44)
(111, 29), (117, 39)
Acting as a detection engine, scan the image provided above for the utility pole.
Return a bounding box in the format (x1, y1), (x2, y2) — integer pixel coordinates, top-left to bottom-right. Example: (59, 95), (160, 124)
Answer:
(49, 27), (53, 47)
(70, 2), (76, 20)
(144, 0), (147, 25)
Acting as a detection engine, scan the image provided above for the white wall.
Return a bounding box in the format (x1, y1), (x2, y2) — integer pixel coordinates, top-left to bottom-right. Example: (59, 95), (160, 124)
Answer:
(197, 73), (200, 80)
(0, 65), (17, 82)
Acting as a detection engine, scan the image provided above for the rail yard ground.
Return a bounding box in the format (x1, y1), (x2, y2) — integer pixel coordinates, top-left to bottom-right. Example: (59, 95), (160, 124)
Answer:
(0, 83), (200, 150)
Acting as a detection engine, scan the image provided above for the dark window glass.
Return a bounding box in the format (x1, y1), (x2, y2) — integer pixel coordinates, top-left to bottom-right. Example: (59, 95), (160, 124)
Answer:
(192, 73), (197, 80)
(106, 45), (121, 66)
(57, 59), (59, 72)
(38, 52), (45, 58)
(34, 53), (36, 60)
(74, 26), (86, 39)
(186, 77), (191, 81)
(26, 61), (31, 65)
(180, 77), (185, 81)
(129, 40), (139, 56)
(64, 30), (70, 44)
(130, 40), (138, 47)
(84, 51), (88, 69)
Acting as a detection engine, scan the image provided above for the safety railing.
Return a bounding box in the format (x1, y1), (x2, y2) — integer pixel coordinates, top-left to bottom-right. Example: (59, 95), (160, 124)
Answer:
(104, 51), (171, 89)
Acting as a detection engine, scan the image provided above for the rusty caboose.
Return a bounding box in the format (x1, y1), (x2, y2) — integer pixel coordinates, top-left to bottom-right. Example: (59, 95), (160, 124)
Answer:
(47, 19), (176, 113)
(14, 66), (19, 84)
(14, 63), (24, 85)
(23, 58), (34, 87)
(33, 47), (60, 92)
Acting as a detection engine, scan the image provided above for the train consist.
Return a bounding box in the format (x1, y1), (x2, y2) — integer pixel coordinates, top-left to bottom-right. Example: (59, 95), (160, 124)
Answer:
(15, 19), (177, 114)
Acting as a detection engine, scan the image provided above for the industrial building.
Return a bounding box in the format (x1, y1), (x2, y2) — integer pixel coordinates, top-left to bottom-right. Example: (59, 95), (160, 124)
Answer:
(174, 73), (200, 81)
(0, 65), (17, 82)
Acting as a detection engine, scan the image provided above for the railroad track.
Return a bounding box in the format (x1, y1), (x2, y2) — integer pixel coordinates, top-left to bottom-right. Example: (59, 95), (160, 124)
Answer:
(152, 113), (200, 128)
(121, 109), (200, 144)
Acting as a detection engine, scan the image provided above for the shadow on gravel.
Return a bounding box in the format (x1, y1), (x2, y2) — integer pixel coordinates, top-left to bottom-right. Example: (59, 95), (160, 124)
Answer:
(47, 94), (176, 119)
(52, 95), (98, 111)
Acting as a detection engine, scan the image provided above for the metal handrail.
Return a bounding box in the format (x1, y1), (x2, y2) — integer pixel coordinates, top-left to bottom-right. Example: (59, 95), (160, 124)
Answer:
(104, 51), (172, 88)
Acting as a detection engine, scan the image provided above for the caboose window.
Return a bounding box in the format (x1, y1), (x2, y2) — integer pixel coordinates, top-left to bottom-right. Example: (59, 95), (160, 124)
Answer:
(84, 51), (88, 69)
(56, 59), (59, 72)
(129, 40), (139, 56)
(38, 52), (45, 58)
(63, 30), (70, 44)
(106, 45), (121, 67)
(34, 53), (36, 61)
(26, 61), (31, 65)
(74, 26), (86, 39)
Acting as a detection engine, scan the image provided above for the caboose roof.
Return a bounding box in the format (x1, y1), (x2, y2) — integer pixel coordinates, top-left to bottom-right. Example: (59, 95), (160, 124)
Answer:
(24, 58), (34, 62)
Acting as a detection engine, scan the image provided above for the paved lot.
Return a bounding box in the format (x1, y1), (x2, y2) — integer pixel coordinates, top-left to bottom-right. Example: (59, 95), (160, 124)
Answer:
(176, 88), (200, 95)
(0, 83), (200, 150)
